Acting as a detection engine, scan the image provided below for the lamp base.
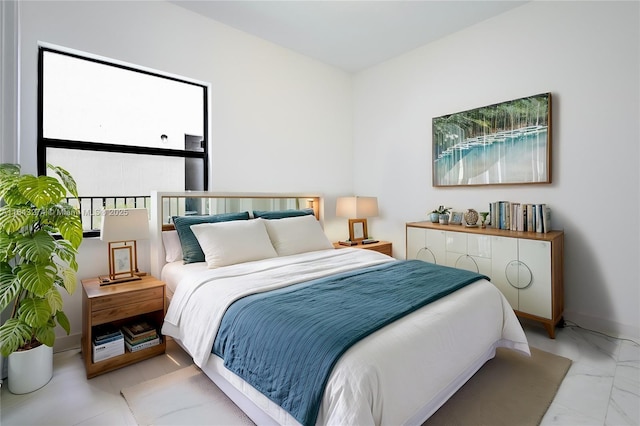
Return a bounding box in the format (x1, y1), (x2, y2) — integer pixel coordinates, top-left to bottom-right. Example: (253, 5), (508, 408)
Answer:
(98, 275), (142, 286)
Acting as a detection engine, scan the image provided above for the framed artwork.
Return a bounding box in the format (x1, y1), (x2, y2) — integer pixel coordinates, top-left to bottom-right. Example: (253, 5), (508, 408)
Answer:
(450, 211), (463, 225)
(110, 245), (134, 279)
(432, 93), (551, 187)
(348, 218), (368, 242)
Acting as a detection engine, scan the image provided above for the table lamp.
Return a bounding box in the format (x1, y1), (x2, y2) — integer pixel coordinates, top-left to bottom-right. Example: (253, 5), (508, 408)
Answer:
(336, 196), (379, 245)
(99, 208), (150, 285)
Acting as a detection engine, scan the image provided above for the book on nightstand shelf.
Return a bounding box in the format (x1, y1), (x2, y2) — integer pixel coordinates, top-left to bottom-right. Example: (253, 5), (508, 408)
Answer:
(125, 336), (161, 352)
(92, 324), (124, 362)
(121, 320), (157, 339)
(121, 319), (160, 352)
(93, 323), (122, 343)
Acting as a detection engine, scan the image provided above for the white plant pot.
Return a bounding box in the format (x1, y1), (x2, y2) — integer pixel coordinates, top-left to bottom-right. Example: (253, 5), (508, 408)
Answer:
(8, 343), (53, 394)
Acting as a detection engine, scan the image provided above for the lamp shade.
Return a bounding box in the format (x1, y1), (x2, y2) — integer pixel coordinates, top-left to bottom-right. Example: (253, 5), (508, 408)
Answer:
(100, 208), (150, 242)
(336, 196), (379, 218)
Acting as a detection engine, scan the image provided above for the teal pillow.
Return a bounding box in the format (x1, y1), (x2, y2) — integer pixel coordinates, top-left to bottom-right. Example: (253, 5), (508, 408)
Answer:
(172, 212), (250, 264)
(253, 209), (314, 220)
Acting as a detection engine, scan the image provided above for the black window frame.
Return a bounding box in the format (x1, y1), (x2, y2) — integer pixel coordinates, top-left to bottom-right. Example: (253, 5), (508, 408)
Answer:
(37, 45), (209, 187)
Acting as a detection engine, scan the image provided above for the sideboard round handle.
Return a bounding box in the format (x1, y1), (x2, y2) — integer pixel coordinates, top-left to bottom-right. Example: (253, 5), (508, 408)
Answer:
(505, 260), (533, 289)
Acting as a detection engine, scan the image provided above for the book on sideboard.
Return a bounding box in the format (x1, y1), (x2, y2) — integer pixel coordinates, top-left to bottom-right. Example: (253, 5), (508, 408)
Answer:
(489, 201), (551, 233)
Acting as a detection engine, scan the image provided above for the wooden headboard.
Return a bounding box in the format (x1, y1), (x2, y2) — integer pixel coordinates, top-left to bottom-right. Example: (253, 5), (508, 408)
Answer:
(149, 191), (322, 277)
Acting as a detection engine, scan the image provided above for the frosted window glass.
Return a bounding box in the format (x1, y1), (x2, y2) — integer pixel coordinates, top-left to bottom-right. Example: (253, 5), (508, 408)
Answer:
(42, 50), (204, 150)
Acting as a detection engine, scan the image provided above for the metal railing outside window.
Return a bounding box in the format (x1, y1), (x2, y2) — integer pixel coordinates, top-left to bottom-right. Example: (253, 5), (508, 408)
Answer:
(65, 196), (151, 237)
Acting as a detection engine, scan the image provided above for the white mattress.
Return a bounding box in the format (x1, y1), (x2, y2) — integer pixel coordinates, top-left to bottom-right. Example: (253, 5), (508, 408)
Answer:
(162, 249), (529, 425)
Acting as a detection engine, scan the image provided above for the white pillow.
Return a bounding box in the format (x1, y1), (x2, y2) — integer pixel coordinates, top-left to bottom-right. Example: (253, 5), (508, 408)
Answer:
(190, 219), (277, 268)
(162, 230), (183, 263)
(263, 214), (333, 256)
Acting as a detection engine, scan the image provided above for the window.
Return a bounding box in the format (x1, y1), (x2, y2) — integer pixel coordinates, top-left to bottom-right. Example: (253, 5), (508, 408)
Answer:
(38, 46), (208, 233)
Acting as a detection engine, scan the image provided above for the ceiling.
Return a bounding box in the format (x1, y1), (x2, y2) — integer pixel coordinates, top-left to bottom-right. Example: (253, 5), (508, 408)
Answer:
(171, 1), (527, 73)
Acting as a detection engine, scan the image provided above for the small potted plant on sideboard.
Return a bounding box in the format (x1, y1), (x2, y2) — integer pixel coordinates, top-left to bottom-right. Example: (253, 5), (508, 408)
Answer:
(429, 206), (450, 224)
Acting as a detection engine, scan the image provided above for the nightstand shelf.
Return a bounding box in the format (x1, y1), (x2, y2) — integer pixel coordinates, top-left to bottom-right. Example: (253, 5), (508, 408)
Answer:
(81, 275), (167, 378)
(333, 241), (392, 257)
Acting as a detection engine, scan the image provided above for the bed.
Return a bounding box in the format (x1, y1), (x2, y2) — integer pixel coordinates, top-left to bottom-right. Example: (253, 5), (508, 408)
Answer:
(150, 191), (530, 426)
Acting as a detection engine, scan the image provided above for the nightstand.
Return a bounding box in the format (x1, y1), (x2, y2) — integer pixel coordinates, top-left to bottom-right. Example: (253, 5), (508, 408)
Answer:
(81, 275), (167, 378)
(333, 241), (393, 257)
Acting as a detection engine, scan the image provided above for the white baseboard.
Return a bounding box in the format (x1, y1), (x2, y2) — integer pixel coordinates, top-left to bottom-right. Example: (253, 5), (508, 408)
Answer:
(564, 310), (640, 341)
(54, 332), (82, 353)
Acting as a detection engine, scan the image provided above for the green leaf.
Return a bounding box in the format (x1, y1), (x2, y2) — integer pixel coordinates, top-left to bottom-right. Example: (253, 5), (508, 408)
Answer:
(0, 263), (20, 311)
(47, 164), (79, 199)
(0, 163), (21, 176)
(17, 175), (66, 208)
(35, 326), (55, 347)
(54, 207), (83, 249)
(17, 262), (57, 297)
(0, 318), (33, 357)
(0, 164), (21, 202)
(0, 231), (17, 262)
(55, 311), (71, 335)
(58, 265), (77, 295)
(0, 185), (28, 207)
(17, 297), (52, 328)
(55, 239), (78, 271)
(46, 287), (64, 313)
(16, 230), (56, 263)
(0, 206), (31, 233)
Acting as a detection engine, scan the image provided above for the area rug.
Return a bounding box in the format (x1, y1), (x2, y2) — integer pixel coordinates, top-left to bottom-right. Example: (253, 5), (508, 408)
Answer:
(424, 347), (572, 426)
(121, 347), (571, 426)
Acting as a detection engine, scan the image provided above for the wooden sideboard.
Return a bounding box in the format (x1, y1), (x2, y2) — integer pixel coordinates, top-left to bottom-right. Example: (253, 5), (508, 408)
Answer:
(406, 221), (564, 338)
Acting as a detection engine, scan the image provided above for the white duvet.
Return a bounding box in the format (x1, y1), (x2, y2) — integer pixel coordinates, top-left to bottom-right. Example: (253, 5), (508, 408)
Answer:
(162, 248), (529, 425)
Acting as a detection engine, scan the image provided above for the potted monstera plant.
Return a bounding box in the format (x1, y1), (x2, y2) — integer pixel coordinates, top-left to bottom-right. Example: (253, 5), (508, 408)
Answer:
(0, 163), (83, 394)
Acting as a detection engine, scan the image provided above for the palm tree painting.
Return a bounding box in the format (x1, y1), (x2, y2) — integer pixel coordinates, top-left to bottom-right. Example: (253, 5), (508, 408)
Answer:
(432, 93), (551, 186)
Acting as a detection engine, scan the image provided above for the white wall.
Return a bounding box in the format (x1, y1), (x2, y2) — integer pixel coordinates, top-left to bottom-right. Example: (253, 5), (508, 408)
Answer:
(15, 0), (354, 350)
(353, 1), (639, 338)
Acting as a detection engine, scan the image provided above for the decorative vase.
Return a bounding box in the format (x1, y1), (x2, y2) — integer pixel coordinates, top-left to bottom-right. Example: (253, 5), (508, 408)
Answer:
(429, 212), (440, 223)
(439, 214), (449, 225)
(8, 343), (53, 394)
(464, 209), (479, 227)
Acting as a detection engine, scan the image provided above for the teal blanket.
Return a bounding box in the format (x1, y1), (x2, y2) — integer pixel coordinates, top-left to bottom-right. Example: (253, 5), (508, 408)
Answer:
(212, 259), (487, 425)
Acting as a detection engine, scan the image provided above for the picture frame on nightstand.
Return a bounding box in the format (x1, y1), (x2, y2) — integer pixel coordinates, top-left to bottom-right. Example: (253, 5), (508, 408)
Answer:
(111, 245), (134, 278)
(348, 218), (368, 242)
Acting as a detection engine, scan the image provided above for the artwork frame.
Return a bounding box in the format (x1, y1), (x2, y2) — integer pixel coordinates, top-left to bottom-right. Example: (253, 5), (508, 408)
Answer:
(348, 218), (368, 242)
(450, 211), (463, 225)
(432, 93), (552, 187)
(110, 244), (134, 279)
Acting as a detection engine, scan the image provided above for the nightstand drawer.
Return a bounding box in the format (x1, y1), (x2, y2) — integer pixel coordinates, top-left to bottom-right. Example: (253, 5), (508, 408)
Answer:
(92, 297), (165, 325)
(366, 244), (392, 256)
(91, 286), (164, 311)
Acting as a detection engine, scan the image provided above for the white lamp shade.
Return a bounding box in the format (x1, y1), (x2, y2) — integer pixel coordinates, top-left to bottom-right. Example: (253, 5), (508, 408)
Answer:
(336, 196), (379, 218)
(100, 208), (150, 242)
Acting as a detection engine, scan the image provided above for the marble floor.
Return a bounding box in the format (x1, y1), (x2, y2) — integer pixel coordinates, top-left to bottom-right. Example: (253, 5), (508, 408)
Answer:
(1, 323), (638, 426)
